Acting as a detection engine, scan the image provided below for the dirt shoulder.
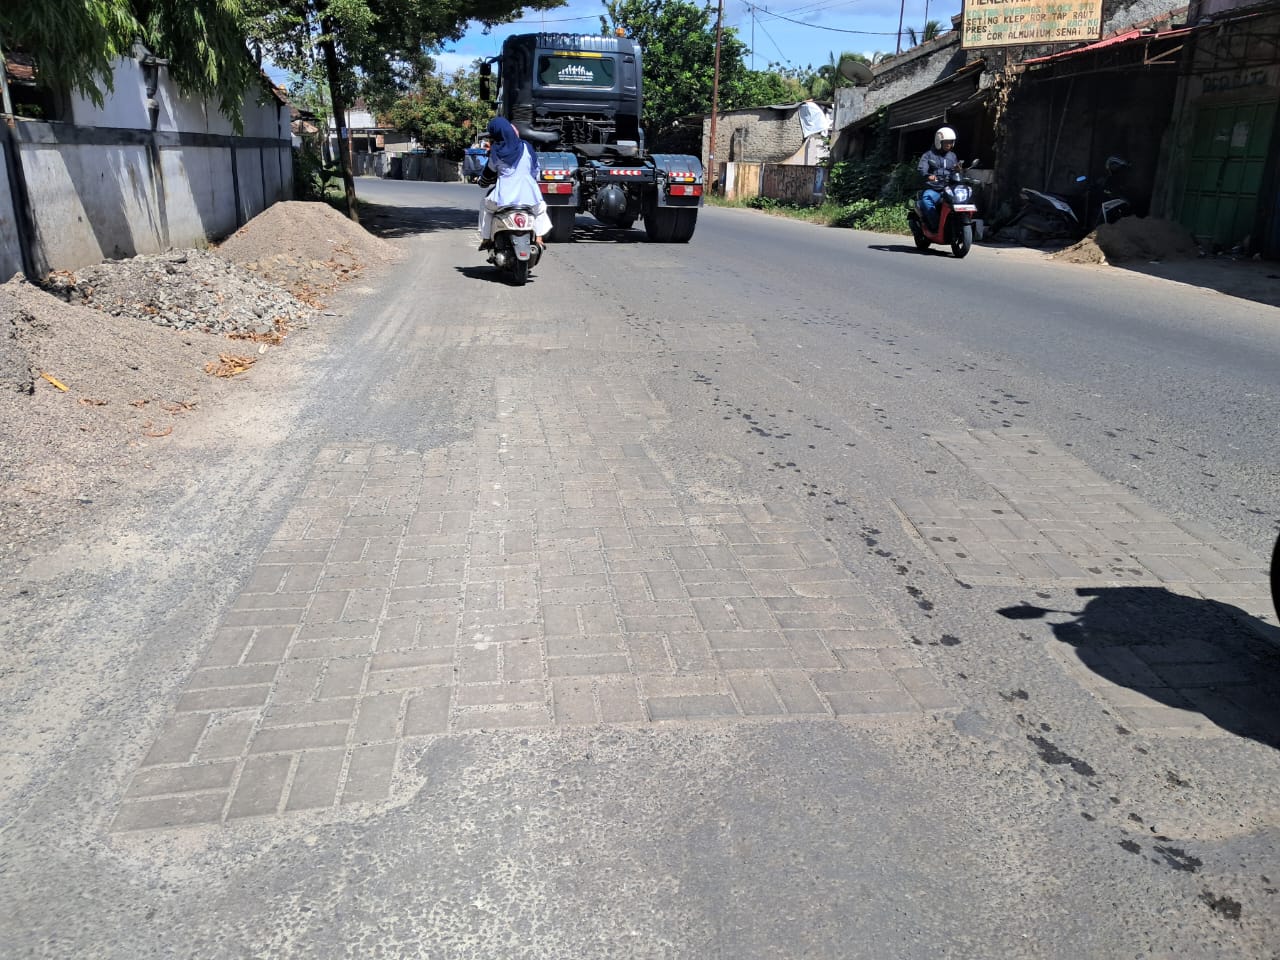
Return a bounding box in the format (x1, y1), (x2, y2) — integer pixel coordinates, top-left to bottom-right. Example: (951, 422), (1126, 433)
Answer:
(0, 201), (401, 563)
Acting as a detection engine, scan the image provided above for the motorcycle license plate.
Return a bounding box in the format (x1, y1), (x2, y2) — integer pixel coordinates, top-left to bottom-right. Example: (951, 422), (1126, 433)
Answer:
(952, 204), (977, 212)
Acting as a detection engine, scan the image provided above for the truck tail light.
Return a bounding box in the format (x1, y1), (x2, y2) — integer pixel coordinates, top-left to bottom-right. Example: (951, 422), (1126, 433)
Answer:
(668, 184), (702, 197)
(539, 182), (573, 194)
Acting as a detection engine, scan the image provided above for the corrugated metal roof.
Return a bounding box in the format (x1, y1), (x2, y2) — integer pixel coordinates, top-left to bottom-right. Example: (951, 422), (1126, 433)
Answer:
(1023, 25), (1195, 64)
(887, 60), (985, 130)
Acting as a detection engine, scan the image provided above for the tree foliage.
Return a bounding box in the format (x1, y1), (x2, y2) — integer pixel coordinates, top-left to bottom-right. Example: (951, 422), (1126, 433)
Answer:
(0, 0), (257, 121)
(601, 0), (762, 145)
(379, 67), (489, 159)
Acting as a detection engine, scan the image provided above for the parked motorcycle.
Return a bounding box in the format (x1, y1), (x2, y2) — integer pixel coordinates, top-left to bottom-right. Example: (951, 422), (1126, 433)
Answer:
(908, 162), (981, 258)
(999, 155), (1133, 245)
(483, 204), (542, 285)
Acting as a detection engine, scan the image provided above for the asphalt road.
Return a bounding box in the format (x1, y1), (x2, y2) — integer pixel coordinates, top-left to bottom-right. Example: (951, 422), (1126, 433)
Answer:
(2, 180), (1278, 958)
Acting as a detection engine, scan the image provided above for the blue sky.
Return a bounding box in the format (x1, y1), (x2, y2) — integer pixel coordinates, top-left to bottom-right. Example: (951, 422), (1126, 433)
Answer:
(439, 0), (964, 74)
(261, 0), (964, 91)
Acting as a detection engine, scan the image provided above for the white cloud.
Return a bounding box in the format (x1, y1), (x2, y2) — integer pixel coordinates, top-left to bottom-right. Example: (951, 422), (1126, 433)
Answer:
(433, 51), (483, 74)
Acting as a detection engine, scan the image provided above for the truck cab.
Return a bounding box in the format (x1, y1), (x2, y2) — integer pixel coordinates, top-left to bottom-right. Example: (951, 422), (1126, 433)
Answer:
(482, 33), (703, 243)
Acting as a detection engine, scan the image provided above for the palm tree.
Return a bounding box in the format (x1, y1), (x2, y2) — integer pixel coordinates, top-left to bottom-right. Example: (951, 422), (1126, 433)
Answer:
(906, 20), (944, 46)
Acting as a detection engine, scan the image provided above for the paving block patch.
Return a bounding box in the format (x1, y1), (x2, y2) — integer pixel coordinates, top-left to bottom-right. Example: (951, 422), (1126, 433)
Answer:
(117, 379), (950, 830)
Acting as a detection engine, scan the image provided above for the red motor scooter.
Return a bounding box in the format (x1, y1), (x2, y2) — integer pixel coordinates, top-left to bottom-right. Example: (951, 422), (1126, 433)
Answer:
(907, 162), (981, 258)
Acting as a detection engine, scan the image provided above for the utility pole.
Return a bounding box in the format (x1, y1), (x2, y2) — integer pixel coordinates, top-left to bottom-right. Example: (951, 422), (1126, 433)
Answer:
(708, 0), (724, 190)
(895, 0), (905, 54)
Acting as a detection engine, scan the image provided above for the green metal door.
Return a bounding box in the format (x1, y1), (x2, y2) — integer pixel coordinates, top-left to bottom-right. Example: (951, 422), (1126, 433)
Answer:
(1179, 98), (1277, 251)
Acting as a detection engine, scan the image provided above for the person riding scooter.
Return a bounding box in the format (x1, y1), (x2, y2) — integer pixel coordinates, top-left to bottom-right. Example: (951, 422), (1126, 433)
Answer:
(918, 126), (960, 232)
(477, 117), (551, 251)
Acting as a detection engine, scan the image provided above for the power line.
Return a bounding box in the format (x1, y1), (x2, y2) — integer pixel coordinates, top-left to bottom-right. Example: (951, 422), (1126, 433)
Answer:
(751, 5), (904, 34)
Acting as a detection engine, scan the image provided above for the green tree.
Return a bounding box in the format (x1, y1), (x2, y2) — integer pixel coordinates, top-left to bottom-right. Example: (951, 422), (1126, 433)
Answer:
(0, 0), (257, 123)
(241, 0), (565, 221)
(380, 67), (489, 159)
(732, 69), (806, 108)
(600, 0), (753, 145)
(905, 20), (943, 46)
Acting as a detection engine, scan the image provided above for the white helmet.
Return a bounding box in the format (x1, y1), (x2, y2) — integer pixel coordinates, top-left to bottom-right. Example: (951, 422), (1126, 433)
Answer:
(934, 126), (957, 151)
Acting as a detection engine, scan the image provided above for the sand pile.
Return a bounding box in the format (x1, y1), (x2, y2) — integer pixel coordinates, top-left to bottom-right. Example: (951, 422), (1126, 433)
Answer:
(1055, 217), (1200, 265)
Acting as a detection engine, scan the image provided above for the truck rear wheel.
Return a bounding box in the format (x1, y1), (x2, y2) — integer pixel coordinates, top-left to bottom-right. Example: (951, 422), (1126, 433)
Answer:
(548, 207), (575, 243)
(644, 207), (697, 243)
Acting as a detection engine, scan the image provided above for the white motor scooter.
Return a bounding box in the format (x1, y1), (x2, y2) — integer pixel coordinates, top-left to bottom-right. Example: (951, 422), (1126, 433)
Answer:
(485, 205), (542, 286)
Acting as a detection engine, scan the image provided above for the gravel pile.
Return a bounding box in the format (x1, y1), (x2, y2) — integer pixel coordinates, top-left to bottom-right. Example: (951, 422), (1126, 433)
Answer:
(41, 249), (314, 336)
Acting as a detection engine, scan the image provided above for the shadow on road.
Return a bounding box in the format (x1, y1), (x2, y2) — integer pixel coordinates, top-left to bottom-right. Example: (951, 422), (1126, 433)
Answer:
(867, 242), (949, 256)
(569, 219), (648, 244)
(453, 264), (542, 286)
(1000, 586), (1280, 748)
(359, 201), (476, 239)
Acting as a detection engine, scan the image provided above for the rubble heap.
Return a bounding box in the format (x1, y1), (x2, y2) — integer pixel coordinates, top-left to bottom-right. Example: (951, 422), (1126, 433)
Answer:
(41, 249), (313, 336)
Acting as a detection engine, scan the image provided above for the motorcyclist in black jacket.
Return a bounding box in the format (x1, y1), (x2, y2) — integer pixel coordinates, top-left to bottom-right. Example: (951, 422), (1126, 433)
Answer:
(918, 126), (960, 231)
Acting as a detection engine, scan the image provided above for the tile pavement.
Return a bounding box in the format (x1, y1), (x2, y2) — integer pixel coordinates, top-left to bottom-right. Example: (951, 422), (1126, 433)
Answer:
(115, 378), (952, 830)
(895, 429), (1275, 629)
(896, 428), (1279, 743)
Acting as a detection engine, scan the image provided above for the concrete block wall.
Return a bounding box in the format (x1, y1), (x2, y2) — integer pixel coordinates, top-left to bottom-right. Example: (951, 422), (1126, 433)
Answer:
(0, 49), (293, 278)
(701, 107), (807, 167)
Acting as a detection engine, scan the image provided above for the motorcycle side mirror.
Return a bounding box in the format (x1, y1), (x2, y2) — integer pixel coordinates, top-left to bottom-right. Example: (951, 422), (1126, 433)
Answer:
(1075, 174), (1088, 182)
(968, 158), (981, 169)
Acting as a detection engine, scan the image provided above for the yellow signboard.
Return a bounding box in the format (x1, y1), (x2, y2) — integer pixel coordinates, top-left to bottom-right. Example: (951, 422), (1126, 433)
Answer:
(961, 0), (1102, 48)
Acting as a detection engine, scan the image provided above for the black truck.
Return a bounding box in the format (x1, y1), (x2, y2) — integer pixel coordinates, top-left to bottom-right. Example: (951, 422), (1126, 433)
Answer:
(480, 33), (704, 243)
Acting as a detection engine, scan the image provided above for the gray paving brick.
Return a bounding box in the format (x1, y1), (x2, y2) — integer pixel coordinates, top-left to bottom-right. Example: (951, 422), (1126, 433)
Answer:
(264, 699), (357, 728)
(403, 688), (451, 736)
(455, 704), (552, 730)
(705, 630), (787, 651)
(771, 672), (829, 715)
(547, 654), (631, 677)
(243, 626), (294, 664)
(579, 603), (622, 634)
(371, 648), (454, 671)
(127, 761), (237, 799)
(623, 614), (701, 633)
(188, 663), (280, 690)
(716, 648), (797, 670)
(303, 591), (349, 623)
(825, 688), (923, 717)
(813, 669), (899, 694)
(597, 681), (647, 722)
(668, 632), (714, 673)
(113, 793), (228, 831)
(231, 591), (313, 612)
(228, 754), (292, 819)
(647, 694), (738, 720)
(250, 723), (349, 754)
(272, 660), (324, 703)
(284, 749), (347, 812)
(552, 680), (596, 727)
(546, 633), (621, 657)
(895, 668), (959, 710)
(354, 693), (404, 742)
(195, 714), (257, 761)
(177, 685), (271, 713)
(319, 658), (368, 699)
(542, 605), (580, 635)
(288, 637), (376, 660)
(200, 627), (255, 667)
(221, 607), (304, 629)
(692, 599), (737, 631)
(782, 630), (839, 669)
(367, 663), (453, 692)
(1074, 647), (1166, 687)
(296, 621), (377, 642)
(142, 714), (208, 766)
(626, 634), (673, 674)
(343, 742), (398, 803)
(728, 674), (784, 715)
(456, 681), (546, 707)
